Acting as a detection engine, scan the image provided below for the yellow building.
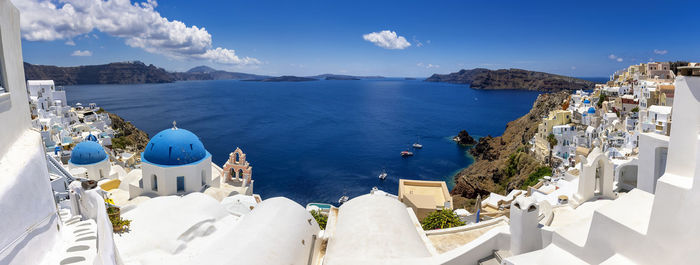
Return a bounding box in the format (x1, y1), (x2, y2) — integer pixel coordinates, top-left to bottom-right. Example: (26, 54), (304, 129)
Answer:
(534, 110), (572, 161)
(536, 110), (571, 138)
(398, 179), (452, 220)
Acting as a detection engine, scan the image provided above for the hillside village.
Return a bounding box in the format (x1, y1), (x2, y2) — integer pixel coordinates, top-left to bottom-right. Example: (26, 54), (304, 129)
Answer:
(3, 0), (700, 263)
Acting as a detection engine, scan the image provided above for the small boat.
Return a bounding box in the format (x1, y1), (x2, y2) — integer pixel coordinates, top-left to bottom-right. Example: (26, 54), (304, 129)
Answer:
(412, 137), (423, 149)
(338, 196), (349, 204)
(401, 150), (414, 157)
(378, 169), (387, 180)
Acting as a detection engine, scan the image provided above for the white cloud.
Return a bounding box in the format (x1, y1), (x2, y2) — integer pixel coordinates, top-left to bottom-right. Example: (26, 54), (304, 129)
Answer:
(14, 0), (258, 65)
(653, 49), (668, 55)
(417, 62), (439, 69)
(64, 39), (75, 46)
(363, 30), (411, 50)
(571, 66), (577, 70)
(199, 47), (260, 65)
(609, 54), (623, 62)
(71, 50), (92, 56)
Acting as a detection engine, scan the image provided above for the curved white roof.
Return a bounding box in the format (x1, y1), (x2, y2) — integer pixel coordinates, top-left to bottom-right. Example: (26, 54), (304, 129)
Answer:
(118, 193), (229, 255)
(324, 193), (431, 264)
(200, 197), (320, 265)
(220, 194), (258, 216)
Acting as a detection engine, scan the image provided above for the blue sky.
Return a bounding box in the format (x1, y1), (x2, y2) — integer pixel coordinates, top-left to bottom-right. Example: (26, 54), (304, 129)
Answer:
(16, 0), (700, 77)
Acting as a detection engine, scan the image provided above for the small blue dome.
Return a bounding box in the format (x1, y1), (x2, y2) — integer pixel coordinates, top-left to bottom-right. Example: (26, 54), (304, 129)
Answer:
(70, 141), (107, 165)
(588, 107), (596, 114)
(85, 134), (98, 142)
(142, 128), (209, 166)
(583, 99), (591, 104)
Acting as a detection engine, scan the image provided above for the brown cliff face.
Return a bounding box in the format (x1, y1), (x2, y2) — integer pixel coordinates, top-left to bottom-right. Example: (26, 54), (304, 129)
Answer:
(24, 61), (173, 85)
(426, 68), (596, 92)
(107, 112), (149, 154)
(451, 91), (570, 207)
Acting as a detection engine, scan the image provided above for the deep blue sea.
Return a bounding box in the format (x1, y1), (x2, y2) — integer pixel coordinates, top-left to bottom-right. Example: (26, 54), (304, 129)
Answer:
(65, 79), (543, 205)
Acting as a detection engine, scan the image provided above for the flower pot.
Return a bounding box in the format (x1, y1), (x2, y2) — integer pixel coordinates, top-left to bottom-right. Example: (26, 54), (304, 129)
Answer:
(107, 207), (120, 220)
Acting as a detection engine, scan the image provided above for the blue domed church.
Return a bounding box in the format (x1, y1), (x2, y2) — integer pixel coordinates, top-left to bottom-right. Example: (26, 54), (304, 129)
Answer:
(140, 124), (213, 196)
(68, 140), (110, 180)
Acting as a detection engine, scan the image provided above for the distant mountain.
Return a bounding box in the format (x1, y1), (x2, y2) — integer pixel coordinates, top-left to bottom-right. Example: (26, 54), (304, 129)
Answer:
(23, 61), (174, 85)
(186, 65), (217, 73)
(22, 62), (384, 85)
(307, 74), (384, 80)
(425, 68), (597, 92)
(245, 76), (318, 82)
(174, 66), (270, 81)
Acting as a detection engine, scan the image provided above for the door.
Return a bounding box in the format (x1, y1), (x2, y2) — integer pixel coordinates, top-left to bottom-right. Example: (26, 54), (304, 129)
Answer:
(177, 176), (185, 192)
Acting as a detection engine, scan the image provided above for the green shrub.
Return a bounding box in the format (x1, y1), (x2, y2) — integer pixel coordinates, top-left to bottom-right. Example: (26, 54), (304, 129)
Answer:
(421, 209), (465, 230)
(310, 210), (327, 230)
(521, 166), (552, 189)
(111, 136), (133, 150)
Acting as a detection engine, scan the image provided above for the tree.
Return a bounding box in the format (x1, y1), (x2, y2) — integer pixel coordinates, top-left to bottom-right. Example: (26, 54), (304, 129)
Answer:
(421, 209), (465, 230)
(597, 93), (608, 108)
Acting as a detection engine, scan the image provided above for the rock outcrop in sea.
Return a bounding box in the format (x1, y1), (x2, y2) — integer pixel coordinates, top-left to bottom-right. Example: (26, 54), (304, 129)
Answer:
(451, 91), (570, 208)
(425, 68), (596, 91)
(454, 130), (476, 145)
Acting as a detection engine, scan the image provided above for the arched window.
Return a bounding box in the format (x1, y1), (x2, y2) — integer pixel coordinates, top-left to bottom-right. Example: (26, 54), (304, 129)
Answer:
(152, 174), (158, 191)
(238, 169), (244, 179)
(201, 170), (206, 186)
(594, 161), (604, 196)
(235, 152), (240, 163)
(230, 168), (235, 179)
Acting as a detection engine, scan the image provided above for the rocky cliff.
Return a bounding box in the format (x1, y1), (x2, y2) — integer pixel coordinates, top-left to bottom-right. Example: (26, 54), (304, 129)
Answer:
(107, 111), (149, 154)
(426, 68), (596, 92)
(451, 91), (570, 208)
(24, 61), (174, 85)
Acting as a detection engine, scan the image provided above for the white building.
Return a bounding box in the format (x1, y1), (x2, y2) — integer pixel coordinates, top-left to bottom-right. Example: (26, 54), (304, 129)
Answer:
(551, 124), (576, 160)
(67, 140), (111, 180)
(139, 125), (214, 196)
(641, 105), (672, 135)
(0, 4), (70, 263)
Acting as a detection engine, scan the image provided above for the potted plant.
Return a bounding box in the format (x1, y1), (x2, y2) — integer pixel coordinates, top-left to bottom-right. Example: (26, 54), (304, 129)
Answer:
(110, 216), (131, 233)
(107, 206), (120, 220)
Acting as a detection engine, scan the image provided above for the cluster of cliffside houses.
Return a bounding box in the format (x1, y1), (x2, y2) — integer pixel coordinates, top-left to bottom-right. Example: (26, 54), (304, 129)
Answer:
(532, 62), (688, 184)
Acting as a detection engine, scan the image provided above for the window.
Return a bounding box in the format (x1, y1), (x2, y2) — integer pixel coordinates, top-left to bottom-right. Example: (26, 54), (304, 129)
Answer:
(0, 26), (10, 109)
(0, 28), (5, 93)
(201, 170), (206, 186)
(152, 174), (158, 191)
